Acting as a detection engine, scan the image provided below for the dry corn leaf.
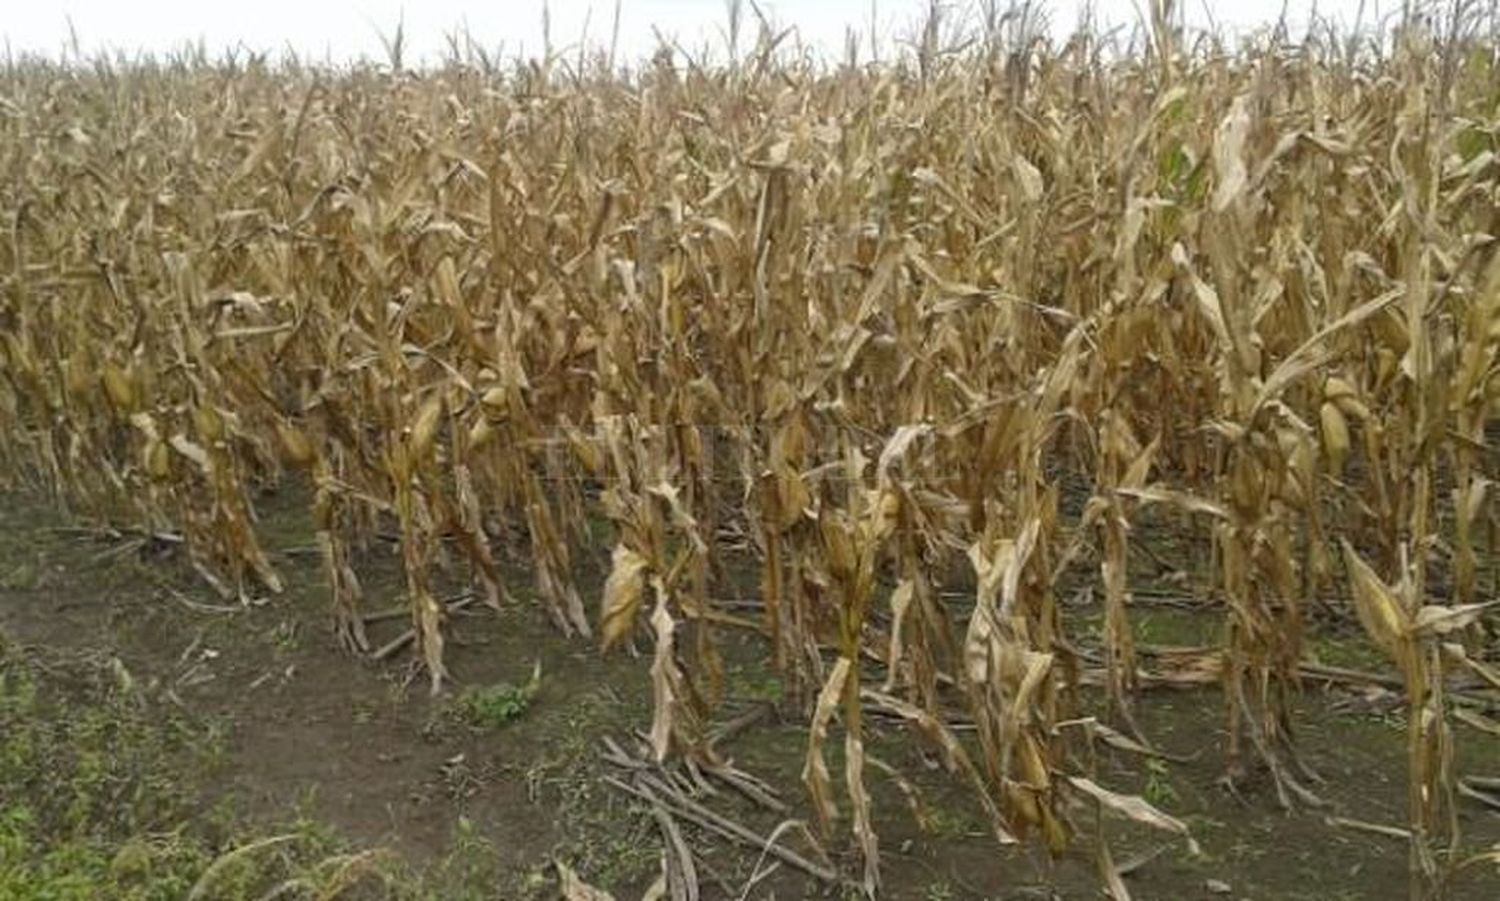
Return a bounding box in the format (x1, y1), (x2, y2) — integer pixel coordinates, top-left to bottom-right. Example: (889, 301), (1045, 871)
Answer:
(600, 545), (650, 652)
(861, 689), (1017, 846)
(846, 724), (880, 896)
(803, 655), (851, 835)
(557, 861), (617, 901)
(647, 585), (680, 762)
(881, 580), (916, 693)
(1442, 643), (1500, 693)
(1410, 602), (1497, 636)
(1066, 776), (1199, 855)
(168, 435), (213, 475)
(1117, 487), (1229, 520)
(1211, 96), (1252, 212)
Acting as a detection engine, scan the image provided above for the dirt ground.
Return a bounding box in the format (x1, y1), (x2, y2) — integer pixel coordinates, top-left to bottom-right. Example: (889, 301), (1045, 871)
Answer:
(1, 486), (1497, 900)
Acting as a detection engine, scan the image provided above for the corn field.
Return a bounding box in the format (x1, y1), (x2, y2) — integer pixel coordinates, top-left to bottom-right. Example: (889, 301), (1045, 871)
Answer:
(2, 2), (1499, 897)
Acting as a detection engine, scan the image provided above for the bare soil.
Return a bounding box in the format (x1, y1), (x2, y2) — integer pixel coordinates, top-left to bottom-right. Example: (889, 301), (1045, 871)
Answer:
(1, 488), (1496, 900)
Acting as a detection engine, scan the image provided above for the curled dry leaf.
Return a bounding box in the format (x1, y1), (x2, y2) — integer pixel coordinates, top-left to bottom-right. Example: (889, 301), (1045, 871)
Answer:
(648, 585), (681, 763)
(1410, 602), (1497, 636)
(881, 580), (915, 693)
(600, 545), (650, 652)
(1211, 96), (1251, 212)
(845, 725), (880, 897)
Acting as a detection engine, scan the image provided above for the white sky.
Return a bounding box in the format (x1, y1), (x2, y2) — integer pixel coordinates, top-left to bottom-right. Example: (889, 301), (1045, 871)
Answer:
(5, 1), (1387, 65)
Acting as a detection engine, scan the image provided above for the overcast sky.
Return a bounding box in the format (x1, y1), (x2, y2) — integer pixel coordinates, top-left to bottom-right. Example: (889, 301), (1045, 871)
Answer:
(5, 1), (1387, 65)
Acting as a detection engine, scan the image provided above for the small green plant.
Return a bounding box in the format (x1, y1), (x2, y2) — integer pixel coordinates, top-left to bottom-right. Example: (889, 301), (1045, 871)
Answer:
(421, 816), (502, 899)
(269, 619), (302, 656)
(726, 662), (783, 703)
(926, 805), (980, 839)
(0, 558), (38, 591)
(458, 662), (542, 730)
(924, 881), (957, 901)
(1309, 632), (1387, 672)
(352, 698), (377, 724)
(1143, 757), (1179, 808)
(0, 637), (399, 899)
